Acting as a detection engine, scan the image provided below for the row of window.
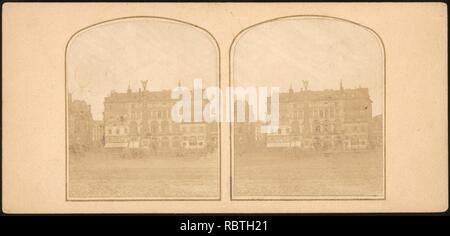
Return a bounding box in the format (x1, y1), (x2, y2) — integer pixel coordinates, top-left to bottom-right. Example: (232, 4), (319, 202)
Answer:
(144, 140), (205, 148)
(344, 124), (368, 133)
(106, 103), (172, 110)
(130, 103), (172, 109)
(291, 101), (340, 109)
(279, 108), (339, 120)
(274, 123), (341, 135)
(267, 136), (368, 144)
(129, 110), (171, 120)
(106, 136), (207, 148)
(106, 125), (206, 135)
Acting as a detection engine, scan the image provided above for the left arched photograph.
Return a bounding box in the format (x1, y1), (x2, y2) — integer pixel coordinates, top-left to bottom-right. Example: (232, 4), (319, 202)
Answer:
(66, 17), (220, 200)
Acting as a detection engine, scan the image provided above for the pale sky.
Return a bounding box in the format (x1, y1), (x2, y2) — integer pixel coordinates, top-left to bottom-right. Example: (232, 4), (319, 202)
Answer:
(68, 17), (384, 120)
(232, 17), (384, 116)
(67, 18), (219, 120)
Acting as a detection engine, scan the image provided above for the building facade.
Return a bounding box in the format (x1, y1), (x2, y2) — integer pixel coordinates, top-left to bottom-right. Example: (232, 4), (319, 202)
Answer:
(92, 120), (104, 147)
(369, 114), (383, 150)
(246, 82), (381, 152)
(103, 86), (218, 154)
(233, 103), (258, 154)
(68, 94), (94, 152)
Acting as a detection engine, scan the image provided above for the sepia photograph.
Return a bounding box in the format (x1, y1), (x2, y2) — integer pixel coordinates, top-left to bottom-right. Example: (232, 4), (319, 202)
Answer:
(231, 16), (385, 199)
(2, 3), (446, 214)
(66, 17), (220, 200)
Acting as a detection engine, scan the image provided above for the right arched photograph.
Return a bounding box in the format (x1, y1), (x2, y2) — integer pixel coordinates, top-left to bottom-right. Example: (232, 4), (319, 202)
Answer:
(231, 16), (385, 200)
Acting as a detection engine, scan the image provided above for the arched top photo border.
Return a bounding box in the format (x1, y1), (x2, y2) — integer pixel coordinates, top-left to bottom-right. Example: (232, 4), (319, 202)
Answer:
(229, 14), (386, 87)
(65, 16), (220, 62)
(64, 16), (221, 202)
(229, 15), (386, 201)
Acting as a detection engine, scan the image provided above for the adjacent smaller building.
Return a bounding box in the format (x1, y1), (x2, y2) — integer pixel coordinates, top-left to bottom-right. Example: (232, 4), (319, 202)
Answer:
(68, 94), (94, 152)
(92, 120), (104, 147)
(369, 114), (383, 150)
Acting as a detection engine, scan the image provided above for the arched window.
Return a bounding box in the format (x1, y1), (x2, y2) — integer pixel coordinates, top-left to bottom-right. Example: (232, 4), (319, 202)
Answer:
(313, 120), (321, 134)
(323, 120), (330, 133)
(189, 136), (197, 146)
(161, 120), (169, 133)
(151, 121), (159, 133)
(129, 121), (138, 135)
(140, 121), (149, 136)
(291, 121), (300, 134)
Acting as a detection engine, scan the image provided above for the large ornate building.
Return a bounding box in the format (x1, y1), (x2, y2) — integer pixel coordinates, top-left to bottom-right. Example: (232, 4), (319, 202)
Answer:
(235, 81), (382, 152)
(265, 81), (376, 151)
(103, 84), (218, 154)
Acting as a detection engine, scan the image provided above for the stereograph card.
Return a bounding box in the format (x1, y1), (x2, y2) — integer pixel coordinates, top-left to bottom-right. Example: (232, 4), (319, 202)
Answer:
(2, 2), (448, 213)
